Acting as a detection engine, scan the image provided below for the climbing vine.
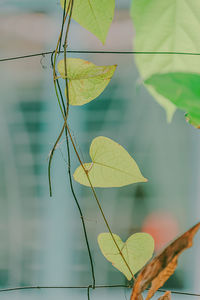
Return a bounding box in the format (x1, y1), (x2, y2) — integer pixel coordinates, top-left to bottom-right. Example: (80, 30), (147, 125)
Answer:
(48, 0), (200, 299)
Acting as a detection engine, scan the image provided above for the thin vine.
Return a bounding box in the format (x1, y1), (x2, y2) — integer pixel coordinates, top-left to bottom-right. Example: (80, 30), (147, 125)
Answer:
(0, 1), (199, 299)
(49, 0), (136, 286)
(49, 0), (97, 289)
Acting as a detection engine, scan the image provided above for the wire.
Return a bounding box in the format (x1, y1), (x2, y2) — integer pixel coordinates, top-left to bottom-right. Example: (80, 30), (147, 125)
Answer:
(0, 285), (200, 297)
(1, 50), (200, 62)
(0, 285), (129, 293)
(87, 285), (92, 300)
(157, 289), (200, 297)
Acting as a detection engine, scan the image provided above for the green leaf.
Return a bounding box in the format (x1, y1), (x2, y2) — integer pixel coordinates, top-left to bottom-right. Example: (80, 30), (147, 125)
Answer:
(57, 58), (117, 106)
(130, 0), (200, 122)
(145, 72), (200, 128)
(185, 113), (200, 129)
(60, 0), (115, 44)
(73, 136), (147, 187)
(98, 232), (154, 280)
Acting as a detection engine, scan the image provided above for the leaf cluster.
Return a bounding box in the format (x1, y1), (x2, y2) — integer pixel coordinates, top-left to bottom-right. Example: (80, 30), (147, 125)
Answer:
(131, 0), (200, 127)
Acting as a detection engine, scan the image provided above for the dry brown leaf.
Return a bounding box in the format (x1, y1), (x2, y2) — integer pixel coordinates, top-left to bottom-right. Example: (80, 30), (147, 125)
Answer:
(134, 295), (144, 300)
(130, 222), (200, 300)
(157, 291), (171, 300)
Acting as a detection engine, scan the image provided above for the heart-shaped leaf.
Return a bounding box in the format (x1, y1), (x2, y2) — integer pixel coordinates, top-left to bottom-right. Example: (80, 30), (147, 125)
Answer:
(73, 136), (147, 187)
(98, 232), (154, 280)
(145, 72), (200, 129)
(60, 0), (115, 44)
(57, 58), (117, 106)
(131, 0), (200, 122)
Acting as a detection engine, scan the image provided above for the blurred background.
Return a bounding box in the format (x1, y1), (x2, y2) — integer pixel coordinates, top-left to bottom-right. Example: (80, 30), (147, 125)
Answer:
(0, 0), (200, 299)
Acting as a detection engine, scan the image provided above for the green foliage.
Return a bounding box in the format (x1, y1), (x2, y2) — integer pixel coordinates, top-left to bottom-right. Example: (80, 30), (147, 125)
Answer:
(98, 233), (154, 280)
(145, 72), (200, 128)
(73, 136), (147, 187)
(131, 0), (200, 122)
(58, 58), (117, 105)
(185, 112), (200, 128)
(52, 0), (199, 292)
(57, 58), (117, 105)
(60, 0), (115, 44)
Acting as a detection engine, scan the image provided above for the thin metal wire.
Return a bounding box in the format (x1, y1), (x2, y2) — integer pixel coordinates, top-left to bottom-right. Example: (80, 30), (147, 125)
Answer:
(0, 285), (200, 297)
(0, 285), (127, 293)
(1, 50), (200, 63)
(87, 285), (92, 300)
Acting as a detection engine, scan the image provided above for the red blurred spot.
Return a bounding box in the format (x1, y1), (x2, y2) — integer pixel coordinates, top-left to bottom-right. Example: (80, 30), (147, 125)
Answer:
(142, 212), (179, 252)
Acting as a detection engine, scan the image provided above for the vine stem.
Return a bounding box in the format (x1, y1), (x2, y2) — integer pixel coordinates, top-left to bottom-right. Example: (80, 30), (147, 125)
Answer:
(48, 0), (70, 197)
(58, 0), (67, 52)
(65, 124), (136, 281)
(50, 0), (135, 285)
(63, 0), (73, 118)
(61, 1), (97, 289)
(48, 122), (66, 197)
(60, 5), (96, 283)
(50, 0), (97, 289)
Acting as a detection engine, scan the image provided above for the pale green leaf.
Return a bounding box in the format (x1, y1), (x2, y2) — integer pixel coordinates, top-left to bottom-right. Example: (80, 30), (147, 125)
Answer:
(145, 72), (200, 128)
(60, 0), (115, 44)
(131, 0), (200, 121)
(98, 232), (154, 280)
(73, 136), (147, 187)
(57, 58), (117, 106)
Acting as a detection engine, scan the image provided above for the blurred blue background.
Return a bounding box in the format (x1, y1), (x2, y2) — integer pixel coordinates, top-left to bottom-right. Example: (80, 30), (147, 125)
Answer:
(0, 0), (200, 299)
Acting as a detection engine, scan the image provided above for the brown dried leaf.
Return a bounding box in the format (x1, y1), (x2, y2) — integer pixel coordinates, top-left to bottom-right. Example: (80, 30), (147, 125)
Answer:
(157, 291), (171, 300)
(133, 295), (144, 300)
(130, 222), (200, 300)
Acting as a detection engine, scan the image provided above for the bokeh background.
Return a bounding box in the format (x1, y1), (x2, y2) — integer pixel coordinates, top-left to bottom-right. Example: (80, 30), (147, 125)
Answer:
(0, 0), (200, 299)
